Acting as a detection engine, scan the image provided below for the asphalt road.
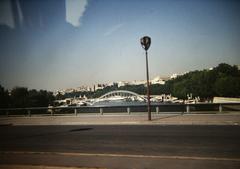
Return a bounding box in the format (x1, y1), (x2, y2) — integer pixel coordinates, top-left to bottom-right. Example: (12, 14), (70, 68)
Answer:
(1, 125), (240, 169)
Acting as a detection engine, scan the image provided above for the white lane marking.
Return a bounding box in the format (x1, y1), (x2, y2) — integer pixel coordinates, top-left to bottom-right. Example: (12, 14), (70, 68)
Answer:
(1, 151), (240, 162)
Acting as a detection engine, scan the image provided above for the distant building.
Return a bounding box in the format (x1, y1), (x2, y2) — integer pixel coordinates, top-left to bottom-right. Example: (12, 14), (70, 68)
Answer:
(76, 86), (92, 92)
(151, 76), (165, 85)
(55, 76), (173, 96)
(170, 73), (178, 79)
(209, 67), (213, 70)
(117, 81), (129, 87)
(129, 80), (145, 85)
(95, 84), (106, 90)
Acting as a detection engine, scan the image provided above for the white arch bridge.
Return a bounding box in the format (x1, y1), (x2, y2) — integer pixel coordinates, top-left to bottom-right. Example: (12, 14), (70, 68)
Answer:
(91, 90), (146, 105)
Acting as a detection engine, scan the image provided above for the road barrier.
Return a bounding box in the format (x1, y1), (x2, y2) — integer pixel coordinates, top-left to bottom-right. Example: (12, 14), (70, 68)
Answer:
(0, 103), (239, 116)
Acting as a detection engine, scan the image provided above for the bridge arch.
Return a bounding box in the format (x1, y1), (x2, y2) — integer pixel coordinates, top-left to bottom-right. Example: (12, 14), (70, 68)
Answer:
(98, 90), (146, 101)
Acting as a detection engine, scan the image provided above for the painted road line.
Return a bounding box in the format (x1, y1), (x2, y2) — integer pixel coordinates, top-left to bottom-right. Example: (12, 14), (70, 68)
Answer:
(1, 151), (240, 162)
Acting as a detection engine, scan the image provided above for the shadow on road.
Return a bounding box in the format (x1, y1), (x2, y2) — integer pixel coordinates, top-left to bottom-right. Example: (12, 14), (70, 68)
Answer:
(8, 127), (94, 140)
(69, 128), (93, 132)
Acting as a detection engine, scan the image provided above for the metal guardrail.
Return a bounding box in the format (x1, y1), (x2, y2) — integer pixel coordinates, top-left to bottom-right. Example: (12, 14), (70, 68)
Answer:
(0, 103), (240, 117)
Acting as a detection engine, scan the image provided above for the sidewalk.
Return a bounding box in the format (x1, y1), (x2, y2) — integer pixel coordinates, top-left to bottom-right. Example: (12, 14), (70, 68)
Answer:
(1, 112), (240, 126)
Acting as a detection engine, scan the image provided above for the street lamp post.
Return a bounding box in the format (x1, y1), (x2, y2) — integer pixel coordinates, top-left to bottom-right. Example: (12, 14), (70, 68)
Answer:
(140, 36), (151, 121)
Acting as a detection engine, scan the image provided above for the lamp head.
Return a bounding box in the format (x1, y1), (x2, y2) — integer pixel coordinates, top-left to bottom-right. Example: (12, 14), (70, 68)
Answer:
(140, 36), (151, 51)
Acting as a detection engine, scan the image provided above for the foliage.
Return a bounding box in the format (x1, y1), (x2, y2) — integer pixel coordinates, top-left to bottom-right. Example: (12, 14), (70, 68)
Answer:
(168, 63), (240, 99)
(0, 86), (55, 108)
(10, 87), (29, 107)
(27, 89), (55, 107)
(0, 85), (9, 108)
(214, 76), (240, 97)
(119, 85), (146, 95)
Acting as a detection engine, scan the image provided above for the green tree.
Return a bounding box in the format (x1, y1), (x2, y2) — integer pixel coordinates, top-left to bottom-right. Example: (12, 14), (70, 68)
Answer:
(150, 84), (170, 95)
(119, 85), (146, 95)
(10, 87), (28, 108)
(214, 76), (240, 97)
(9, 87), (55, 108)
(214, 63), (239, 77)
(0, 85), (9, 108)
(166, 63), (240, 99)
(28, 89), (55, 107)
(172, 80), (188, 99)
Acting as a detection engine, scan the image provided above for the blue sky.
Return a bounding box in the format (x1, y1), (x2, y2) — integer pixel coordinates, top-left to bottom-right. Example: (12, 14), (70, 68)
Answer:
(0, 0), (239, 90)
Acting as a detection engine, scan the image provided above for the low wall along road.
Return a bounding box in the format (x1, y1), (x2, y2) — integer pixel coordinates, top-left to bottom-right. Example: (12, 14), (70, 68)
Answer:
(0, 103), (239, 117)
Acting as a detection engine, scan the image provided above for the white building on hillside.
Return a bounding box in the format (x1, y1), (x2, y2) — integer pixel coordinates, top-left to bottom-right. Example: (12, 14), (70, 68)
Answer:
(151, 76), (165, 85)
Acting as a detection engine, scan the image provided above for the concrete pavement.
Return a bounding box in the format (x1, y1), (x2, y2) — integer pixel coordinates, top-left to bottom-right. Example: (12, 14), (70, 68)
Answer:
(1, 112), (240, 125)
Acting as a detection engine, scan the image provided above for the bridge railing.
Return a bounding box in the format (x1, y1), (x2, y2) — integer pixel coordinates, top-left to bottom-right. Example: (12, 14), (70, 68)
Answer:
(0, 103), (239, 117)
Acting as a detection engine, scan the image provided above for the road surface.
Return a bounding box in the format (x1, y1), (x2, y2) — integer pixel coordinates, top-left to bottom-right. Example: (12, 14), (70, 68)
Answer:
(0, 125), (240, 169)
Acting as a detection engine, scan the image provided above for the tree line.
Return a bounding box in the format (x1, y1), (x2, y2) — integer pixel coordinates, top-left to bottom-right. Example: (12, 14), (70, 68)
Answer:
(0, 86), (54, 108)
(166, 63), (240, 99)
